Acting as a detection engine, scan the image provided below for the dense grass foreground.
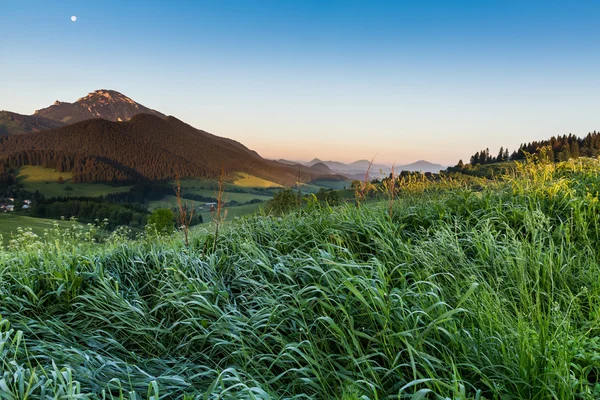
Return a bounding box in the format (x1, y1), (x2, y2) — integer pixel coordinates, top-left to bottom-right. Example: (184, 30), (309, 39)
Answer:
(1, 159), (600, 399)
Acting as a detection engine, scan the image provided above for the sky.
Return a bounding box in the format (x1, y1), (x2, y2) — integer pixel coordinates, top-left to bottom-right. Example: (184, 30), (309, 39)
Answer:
(1, 0), (600, 166)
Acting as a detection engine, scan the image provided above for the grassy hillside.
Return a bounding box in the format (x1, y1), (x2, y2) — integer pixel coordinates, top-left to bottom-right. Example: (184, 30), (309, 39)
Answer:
(302, 179), (352, 192)
(18, 165), (132, 198)
(194, 202), (264, 226)
(0, 213), (83, 244)
(233, 172), (283, 188)
(0, 158), (599, 398)
(149, 196), (263, 221)
(183, 187), (272, 203)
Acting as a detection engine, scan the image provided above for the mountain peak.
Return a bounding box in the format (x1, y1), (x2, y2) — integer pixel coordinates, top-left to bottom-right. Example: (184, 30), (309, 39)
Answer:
(77, 89), (136, 105)
(33, 89), (165, 124)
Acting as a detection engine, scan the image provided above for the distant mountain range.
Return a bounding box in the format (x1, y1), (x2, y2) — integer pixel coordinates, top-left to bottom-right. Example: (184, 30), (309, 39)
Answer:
(279, 158), (445, 180)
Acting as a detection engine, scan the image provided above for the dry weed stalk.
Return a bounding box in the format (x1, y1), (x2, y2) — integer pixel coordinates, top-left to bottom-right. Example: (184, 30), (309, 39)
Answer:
(211, 166), (228, 249)
(174, 174), (194, 247)
(383, 164), (397, 218)
(295, 169), (304, 209)
(355, 156), (375, 207)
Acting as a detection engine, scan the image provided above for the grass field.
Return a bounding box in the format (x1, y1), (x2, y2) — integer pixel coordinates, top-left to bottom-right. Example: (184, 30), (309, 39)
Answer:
(301, 180), (352, 193)
(149, 194), (266, 211)
(1, 158), (600, 398)
(0, 213), (80, 244)
(187, 188), (273, 203)
(17, 165), (132, 198)
(196, 201), (264, 224)
(308, 179), (352, 190)
(232, 172), (283, 188)
(147, 195), (181, 210)
(149, 196), (264, 225)
(152, 177), (349, 211)
(177, 177), (273, 192)
(170, 177), (275, 202)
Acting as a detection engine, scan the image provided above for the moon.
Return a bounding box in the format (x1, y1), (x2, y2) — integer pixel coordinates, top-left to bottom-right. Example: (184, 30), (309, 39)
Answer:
(71, 16), (77, 22)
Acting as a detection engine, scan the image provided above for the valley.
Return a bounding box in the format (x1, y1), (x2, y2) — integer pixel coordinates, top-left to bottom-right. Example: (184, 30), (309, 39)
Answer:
(2, 156), (600, 398)
(1, 160), (353, 238)
(2, 2), (599, 398)
(1, 89), (599, 399)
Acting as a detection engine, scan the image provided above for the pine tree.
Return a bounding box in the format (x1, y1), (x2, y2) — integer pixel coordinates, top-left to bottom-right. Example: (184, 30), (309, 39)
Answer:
(570, 141), (580, 158)
(484, 148), (491, 164)
(497, 146), (504, 162)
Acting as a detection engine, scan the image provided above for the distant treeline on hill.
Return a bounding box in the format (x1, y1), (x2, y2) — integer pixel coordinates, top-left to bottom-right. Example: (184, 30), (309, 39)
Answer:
(0, 117), (213, 181)
(0, 115), (336, 185)
(31, 197), (150, 229)
(464, 131), (600, 166)
(105, 182), (265, 207)
(30, 197), (204, 230)
(1, 150), (136, 183)
(0, 161), (16, 188)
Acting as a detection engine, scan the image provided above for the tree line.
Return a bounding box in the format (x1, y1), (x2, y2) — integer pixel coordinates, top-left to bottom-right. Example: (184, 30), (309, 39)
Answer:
(463, 131), (600, 167)
(3, 150), (135, 183)
(30, 197), (150, 229)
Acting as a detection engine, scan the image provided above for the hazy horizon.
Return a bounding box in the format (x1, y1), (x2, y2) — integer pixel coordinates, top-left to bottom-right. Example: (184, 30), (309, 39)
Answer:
(2, 0), (600, 165)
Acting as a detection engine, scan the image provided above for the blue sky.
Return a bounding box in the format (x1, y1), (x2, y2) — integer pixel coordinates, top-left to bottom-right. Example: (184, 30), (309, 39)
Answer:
(2, 0), (599, 165)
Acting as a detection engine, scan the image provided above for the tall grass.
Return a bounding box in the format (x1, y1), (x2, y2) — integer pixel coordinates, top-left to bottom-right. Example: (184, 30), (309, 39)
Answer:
(0, 159), (599, 398)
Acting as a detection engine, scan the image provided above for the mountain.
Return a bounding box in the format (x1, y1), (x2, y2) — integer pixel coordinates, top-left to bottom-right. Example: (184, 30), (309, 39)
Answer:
(397, 160), (444, 173)
(347, 159), (388, 170)
(276, 159), (303, 166)
(0, 113), (340, 186)
(306, 158), (390, 176)
(307, 158), (351, 170)
(0, 111), (65, 136)
(303, 158), (444, 180)
(33, 89), (166, 124)
(309, 162), (335, 174)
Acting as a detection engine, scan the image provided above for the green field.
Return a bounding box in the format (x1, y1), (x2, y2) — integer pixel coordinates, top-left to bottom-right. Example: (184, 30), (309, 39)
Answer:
(308, 179), (352, 190)
(301, 180), (352, 193)
(171, 177), (275, 202)
(2, 159), (600, 398)
(149, 195), (265, 210)
(0, 213), (80, 245)
(188, 188), (273, 203)
(232, 172), (282, 188)
(196, 201), (264, 224)
(149, 196), (264, 224)
(17, 165), (132, 198)
(147, 195), (181, 210)
(177, 177), (274, 192)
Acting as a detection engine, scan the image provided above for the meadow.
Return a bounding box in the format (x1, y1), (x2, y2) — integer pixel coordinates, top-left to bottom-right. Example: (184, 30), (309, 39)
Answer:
(17, 165), (133, 198)
(0, 213), (81, 244)
(301, 179), (352, 192)
(232, 172), (283, 188)
(0, 158), (599, 399)
(14, 167), (349, 225)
